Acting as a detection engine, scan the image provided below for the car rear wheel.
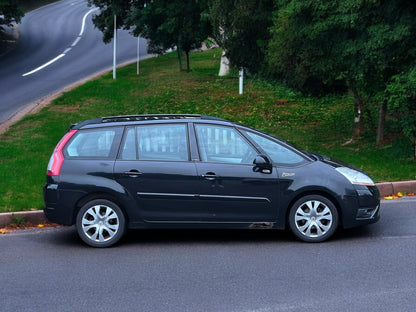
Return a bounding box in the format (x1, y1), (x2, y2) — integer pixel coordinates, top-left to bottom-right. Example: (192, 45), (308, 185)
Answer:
(288, 195), (338, 243)
(76, 199), (126, 248)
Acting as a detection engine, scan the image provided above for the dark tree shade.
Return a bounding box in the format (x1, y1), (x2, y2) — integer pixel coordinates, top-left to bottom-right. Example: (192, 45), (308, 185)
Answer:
(210, 0), (274, 74)
(0, 1), (24, 32)
(267, 0), (416, 150)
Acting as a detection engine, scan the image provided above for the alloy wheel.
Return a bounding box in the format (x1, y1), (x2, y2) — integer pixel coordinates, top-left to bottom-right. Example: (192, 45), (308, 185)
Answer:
(294, 199), (333, 238)
(79, 203), (121, 245)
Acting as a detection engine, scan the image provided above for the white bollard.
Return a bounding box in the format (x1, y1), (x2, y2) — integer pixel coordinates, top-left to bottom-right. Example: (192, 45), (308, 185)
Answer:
(239, 67), (244, 94)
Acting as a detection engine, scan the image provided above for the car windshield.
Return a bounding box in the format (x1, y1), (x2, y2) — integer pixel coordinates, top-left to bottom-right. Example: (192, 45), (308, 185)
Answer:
(243, 130), (306, 166)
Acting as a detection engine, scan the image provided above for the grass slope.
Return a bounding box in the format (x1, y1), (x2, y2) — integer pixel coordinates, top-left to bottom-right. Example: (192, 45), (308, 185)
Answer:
(0, 49), (415, 212)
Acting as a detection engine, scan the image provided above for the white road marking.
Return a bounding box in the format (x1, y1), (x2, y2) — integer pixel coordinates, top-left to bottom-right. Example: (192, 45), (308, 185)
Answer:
(71, 36), (81, 47)
(22, 7), (98, 77)
(78, 8), (94, 36)
(22, 54), (66, 77)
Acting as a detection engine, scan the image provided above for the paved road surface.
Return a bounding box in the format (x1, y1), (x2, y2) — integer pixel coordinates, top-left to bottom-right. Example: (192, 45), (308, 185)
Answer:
(0, 0), (147, 123)
(1, 198), (415, 312)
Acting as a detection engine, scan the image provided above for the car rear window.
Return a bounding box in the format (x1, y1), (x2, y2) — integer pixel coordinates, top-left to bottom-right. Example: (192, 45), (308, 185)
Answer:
(65, 128), (121, 159)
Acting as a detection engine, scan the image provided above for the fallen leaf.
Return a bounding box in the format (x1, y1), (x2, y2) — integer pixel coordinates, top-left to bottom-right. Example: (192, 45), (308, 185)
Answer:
(383, 195), (399, 200)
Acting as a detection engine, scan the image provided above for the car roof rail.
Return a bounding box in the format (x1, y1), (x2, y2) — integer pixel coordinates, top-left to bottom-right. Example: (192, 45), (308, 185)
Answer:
(101, 114), (202, 123)
(70, 114), (230, 129)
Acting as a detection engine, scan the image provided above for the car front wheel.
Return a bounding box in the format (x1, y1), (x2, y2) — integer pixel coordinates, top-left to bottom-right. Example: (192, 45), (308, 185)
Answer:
(288, 195), (338, 243)
(76, 199), (126, 248)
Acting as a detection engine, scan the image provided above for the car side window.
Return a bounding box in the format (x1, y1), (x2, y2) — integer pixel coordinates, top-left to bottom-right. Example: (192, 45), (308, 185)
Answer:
(244, 131), (305, 166)
(195, 124), (257, 164)
(65, 128), (117, 158)
(120, 124), (189, 161)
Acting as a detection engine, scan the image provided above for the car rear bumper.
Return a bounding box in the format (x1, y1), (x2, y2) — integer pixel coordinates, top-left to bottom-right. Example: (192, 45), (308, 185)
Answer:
(43, 203), (74, 226)
(43, 183), (80, 226)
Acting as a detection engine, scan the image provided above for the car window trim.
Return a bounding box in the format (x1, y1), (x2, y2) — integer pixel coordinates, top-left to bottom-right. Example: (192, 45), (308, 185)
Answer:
(187, 122), (200, 161)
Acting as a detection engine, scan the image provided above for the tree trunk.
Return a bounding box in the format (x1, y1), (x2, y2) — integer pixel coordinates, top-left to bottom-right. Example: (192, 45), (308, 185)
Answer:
(186, 50), (190, 72)
(218, 50), (230, 76)
(177, 48), (183, 71)
(413, 119), (416, 162)
(351, 87), (364, 139)
(413, 137), (416, 162)
(376, 100), (387, 146)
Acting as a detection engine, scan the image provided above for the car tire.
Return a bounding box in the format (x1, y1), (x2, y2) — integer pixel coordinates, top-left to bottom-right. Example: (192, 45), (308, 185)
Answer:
(288, 195), (338, 243)
(76, 199), (126, 248)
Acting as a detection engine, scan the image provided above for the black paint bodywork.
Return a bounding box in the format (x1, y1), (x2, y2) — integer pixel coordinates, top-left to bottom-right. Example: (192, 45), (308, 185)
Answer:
(44, 115), (380, 231)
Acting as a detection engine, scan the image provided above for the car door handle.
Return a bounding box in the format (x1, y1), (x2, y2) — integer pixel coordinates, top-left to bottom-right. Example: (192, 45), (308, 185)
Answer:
(124, 170), (143, 177)
(201, 172), (219, 181)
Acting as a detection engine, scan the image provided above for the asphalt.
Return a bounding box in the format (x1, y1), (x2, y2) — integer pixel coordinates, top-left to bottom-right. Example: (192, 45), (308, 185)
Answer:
(0, 181), (415, 228)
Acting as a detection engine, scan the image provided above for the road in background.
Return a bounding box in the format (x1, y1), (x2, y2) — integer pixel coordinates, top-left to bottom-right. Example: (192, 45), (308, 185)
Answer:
(0, 0), (147, 123)
(1, 198), (415, 312)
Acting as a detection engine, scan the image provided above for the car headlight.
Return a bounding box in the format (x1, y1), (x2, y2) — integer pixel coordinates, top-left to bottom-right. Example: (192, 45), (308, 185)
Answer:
(335, 167), (375, 186)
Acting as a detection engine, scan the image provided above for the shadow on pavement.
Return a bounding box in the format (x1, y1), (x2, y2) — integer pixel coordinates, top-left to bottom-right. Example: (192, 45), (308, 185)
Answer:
(40, 223), (376, 248)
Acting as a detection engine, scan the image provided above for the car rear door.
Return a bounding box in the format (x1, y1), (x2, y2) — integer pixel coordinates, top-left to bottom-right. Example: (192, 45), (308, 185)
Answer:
(113, 123), (200, 222)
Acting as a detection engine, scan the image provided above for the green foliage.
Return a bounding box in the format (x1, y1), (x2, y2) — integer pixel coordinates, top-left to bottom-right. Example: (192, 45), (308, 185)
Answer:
(385, 67), (416, 158)
(210, 0), (274, 74)
(11, 216), (26, 227)
(87, 0), (130, 43)
(0, 0), (24, 31)
(268, 0), (416, 96)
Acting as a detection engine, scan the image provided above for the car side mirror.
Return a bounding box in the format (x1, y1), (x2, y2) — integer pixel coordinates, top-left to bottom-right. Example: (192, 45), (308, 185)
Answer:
(253, 155), (272, 174)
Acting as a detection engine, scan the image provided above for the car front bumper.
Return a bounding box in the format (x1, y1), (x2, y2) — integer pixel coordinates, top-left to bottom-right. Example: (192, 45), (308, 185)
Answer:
(340, 184), (380, 229)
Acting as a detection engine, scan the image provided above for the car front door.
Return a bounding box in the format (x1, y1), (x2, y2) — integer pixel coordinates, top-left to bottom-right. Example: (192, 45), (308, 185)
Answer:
(193, 123), (279, 222)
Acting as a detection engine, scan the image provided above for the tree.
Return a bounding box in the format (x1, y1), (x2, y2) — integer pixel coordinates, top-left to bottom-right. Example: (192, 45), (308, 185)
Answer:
(87, 0), (130, 43)
(268, 0), (416, 145)
(210, 0), (274, 75)
(0, 1), (24, 34)
(385, 67), (416, 161)
(89, 0), (211, 72)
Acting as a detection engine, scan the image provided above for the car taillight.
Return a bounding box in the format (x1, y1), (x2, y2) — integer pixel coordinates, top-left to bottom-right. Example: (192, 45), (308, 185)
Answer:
(47, 129), (77, 176)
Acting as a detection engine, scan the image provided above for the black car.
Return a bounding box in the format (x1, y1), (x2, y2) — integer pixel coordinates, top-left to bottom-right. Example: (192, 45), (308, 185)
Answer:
(44, 114), (380, 247)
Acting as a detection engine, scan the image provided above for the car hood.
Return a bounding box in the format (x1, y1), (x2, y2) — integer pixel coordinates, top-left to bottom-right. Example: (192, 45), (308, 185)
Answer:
(310, 152), (369, 175)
